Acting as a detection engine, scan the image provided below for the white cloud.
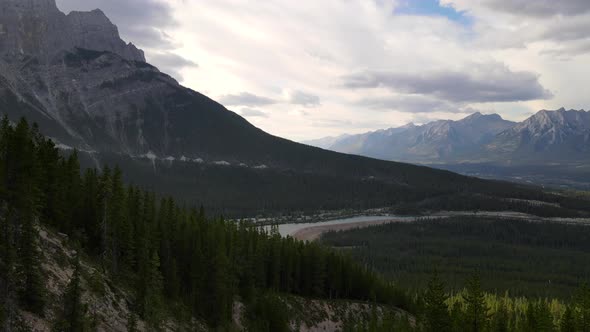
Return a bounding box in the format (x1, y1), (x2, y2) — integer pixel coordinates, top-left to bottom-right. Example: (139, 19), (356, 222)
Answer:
(238, 108), (268, 118)
(284, 90), (321, 108)
(57, 0), (590, 141)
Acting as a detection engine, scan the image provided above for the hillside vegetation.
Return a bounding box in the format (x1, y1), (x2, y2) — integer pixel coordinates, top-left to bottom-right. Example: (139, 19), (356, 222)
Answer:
(0, 117), (411, 331)
(321, 217), (590, 298)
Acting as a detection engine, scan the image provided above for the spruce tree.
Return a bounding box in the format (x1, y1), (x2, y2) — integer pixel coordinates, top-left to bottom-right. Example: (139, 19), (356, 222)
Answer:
(143, 250), (164, 330)
(18, 216), (46, 315)
(560, 305), (576, 332)
(53, 257), (89, 332)
(576, 284), (590, 332)
(463, 274), (488, 332)
(491, 302), (509, 332)
(535, 301), (555, 332)
(424, 272), (451, 332)
(9, 119), (46, 315)
(99, 167), (112, 273)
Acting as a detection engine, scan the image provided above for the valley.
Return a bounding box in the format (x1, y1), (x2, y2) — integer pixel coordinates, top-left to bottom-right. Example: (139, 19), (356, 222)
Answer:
(275, 211), (590, 242)
(1, 0), (590, 331)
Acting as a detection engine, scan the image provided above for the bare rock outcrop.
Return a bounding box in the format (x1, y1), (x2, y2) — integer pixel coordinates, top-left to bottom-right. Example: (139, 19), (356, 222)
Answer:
(0, 0), (144, 62)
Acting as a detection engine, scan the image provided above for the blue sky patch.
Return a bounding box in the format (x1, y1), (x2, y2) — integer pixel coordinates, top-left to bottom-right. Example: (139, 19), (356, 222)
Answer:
(396, 0), (472, 25)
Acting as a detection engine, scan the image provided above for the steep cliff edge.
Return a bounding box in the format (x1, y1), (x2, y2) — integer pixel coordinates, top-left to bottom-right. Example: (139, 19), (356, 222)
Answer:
(0, 0), (144, 62)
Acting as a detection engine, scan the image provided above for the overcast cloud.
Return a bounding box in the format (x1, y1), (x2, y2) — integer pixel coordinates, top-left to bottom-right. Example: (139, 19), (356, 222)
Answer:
(218, 93), (278, 107)
(467, 0), (590, 17)
(55, 0), (590, 141)
(343, 64), (553, 103)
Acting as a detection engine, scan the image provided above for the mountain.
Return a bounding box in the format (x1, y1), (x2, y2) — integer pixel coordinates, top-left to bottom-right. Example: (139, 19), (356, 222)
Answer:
(312, 112), (515, 163)
(307, 109), (590, 188)
(0, 0), (556, 214)
(0, 0), (144, 62)
(487, 108), (590, 161)
(0, 0), (470, 171)
(303, 133), (351, 149)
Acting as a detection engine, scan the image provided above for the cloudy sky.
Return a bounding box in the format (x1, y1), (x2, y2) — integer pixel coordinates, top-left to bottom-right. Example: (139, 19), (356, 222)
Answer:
(55, 0), (590, 141)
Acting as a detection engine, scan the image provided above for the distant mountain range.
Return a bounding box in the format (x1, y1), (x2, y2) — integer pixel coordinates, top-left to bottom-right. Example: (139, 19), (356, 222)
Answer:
(305, 108), (590, 164)
(304, 109), (590, 189)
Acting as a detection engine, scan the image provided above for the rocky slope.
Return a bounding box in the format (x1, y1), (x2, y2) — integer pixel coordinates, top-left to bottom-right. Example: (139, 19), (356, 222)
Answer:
(22, 225), (198, 332)
(18, 223), (409, 332)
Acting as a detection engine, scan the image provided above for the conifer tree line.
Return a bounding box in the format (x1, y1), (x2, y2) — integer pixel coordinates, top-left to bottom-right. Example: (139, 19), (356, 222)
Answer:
(344, 274), (590, 332)
(0, 117), (409, 330)
(419, 274), (590, 332)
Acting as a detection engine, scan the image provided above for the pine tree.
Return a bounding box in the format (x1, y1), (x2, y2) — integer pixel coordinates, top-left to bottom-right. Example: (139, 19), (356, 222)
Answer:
(204, 223), (232, 327)
(99, 167), (112, 273)
(53, 257), (89, 332)
(107, 167), (128, 276)
(81, 169), (101, 254)
(8, 119), (47, 315)
(424, 272), (451, 332)
(18, 216), (46, 315)
(535, 301), (555, 332)
(0, 116), (19, 330)
(142, 250), (164, 330)
(463, 274), (488, 332)
(560, 305), (575, 332)
(491, 302), (509, 332)
(576, 284), (590, 332)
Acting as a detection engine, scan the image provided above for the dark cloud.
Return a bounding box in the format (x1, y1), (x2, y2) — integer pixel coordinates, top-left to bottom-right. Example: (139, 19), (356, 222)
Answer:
(56, 0), (176, 48)
(148, 52), (198, 68)
(147, 52), (198, 81)
(287, 90), (321, 107)
(356, 95), (470, 113)
(342, 65), (553, 103)
(541, 21), (590, 42)
(238, 108), (268, 118)
(541, 40), (590, 58)
(483, 0), (590, 17)
(124, 28), (180, 49)
(218, 92), (278, 107)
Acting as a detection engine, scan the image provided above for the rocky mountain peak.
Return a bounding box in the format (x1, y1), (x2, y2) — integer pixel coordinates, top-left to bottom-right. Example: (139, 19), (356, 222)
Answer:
(464, 111), (483, 119)
(0, 0), (144, 62)
(460, 112), (504, 124)
(524, 108), (589, 130)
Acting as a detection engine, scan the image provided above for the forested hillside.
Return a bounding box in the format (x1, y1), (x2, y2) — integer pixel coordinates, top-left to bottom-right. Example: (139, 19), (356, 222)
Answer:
(321, 217), (590, 298)
(2, 119), (590, 332)
(0, 117), (410, 331)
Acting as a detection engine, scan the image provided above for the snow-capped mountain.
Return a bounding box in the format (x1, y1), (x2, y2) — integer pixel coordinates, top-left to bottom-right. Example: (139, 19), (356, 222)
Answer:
(307, 109), (590, 164)
(487, 108), (590, 161)
(307, 112), (515, 162)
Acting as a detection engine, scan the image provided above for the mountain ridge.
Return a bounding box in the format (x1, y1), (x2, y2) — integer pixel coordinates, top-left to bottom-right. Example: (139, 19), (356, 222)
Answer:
(0, 0), (512, 215)
(0, 0), (144, 62)
(306, 109), (590, 164)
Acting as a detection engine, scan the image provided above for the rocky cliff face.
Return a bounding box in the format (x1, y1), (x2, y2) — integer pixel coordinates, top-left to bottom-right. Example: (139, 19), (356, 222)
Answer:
(0, 0), (144, 62)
